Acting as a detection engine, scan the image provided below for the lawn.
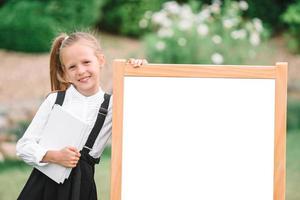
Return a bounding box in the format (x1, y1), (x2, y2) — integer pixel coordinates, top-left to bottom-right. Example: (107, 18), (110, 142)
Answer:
(0, 149), (111, 200)
(0, 133), (300, 200)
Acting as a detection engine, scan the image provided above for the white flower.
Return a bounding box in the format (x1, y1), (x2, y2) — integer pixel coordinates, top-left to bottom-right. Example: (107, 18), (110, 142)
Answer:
(211, 53), (224, 64)
(144, 11), (153, 19)
(157, 28), (174, 38)
(196, 8), (211, 22)
(197, 24), (209, 36)
(180, 5), (194, 19)
(253, 18), (263, 32)
(178, 19), (193, 31)
(223, 19), (235, 29)
(152, 11), (167, 24)
(164, 1), (181, 15)
(177, 37), (187, 46)
(152, 11), (172, 27)
(249, 32), (260, 46)
(212, 35), (222, 44)
(156, 41), (166, 51)
(230, 29), (247, 39)
(239, 1), (249, 10)
(139, 19), (148, 29)
(210, 2), (221, 14)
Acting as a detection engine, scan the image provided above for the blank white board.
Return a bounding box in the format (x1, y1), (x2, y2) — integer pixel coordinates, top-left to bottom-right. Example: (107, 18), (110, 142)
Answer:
(111, 61), (287, 200)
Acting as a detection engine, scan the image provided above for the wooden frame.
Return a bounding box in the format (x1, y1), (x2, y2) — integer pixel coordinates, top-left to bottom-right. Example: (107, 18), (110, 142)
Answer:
(110, 60), (288, 200)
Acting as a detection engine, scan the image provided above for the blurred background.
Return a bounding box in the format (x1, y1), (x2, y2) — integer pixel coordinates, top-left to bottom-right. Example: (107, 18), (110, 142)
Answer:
(0, 0), (300, 199)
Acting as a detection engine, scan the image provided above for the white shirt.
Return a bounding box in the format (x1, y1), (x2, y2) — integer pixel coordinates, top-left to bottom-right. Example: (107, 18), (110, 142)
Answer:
(16, 84), (113, 166)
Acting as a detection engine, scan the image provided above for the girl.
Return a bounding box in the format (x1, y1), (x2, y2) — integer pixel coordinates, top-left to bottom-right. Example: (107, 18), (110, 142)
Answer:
(16, 31), (146, 200)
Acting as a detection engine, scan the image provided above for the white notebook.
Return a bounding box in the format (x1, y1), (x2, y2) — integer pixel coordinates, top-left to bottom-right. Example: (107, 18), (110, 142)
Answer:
(35, 105), (89, 184)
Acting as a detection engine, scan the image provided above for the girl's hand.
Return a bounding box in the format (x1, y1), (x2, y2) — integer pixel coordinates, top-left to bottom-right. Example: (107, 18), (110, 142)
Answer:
(126, 58), (148, 68)
(42, 146), (81, 168)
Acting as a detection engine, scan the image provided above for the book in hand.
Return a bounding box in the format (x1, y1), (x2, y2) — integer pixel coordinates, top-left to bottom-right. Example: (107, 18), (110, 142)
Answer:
(35, 105), (89, 184)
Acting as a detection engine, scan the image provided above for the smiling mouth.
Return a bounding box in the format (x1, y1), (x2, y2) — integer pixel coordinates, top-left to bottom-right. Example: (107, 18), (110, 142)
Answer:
(78, 76), (91, 82)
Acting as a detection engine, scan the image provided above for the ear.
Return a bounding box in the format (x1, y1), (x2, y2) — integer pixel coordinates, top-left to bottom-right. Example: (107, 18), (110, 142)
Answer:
(97, 53), (105, 68)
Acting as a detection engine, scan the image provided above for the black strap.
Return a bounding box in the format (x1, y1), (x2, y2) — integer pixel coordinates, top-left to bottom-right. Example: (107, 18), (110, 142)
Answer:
(55, 91), (66, 106)
(83, 93), (111, 153)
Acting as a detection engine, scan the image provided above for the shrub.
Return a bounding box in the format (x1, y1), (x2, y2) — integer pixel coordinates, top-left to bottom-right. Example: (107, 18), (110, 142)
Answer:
(45, 0), (104, 31)
(98, 0), (168, 37)
(166, 0), (294, 33)
(281, 0), (300, 54)
(0, 0), (104, 52)
(141, 1), (269, 64)
(245, 0), (293, 34)
(0, 1), (57, 52)
(287, 98), (300, 131)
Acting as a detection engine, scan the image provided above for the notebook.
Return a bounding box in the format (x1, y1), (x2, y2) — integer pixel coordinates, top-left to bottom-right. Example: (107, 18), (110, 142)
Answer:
(35, 105), (89, 184)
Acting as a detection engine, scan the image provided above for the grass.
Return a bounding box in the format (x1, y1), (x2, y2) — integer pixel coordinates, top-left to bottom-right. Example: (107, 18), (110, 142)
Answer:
(0, 147), (112, 200)
(286, 131), (300, 200)
(0, 134), (300, 200)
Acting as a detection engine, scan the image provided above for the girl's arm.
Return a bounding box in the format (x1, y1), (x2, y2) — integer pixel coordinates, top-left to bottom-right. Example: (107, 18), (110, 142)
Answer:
(42, 146), (80, 168)
(16, 92), (81, 168)
(16, 93), (57, 166)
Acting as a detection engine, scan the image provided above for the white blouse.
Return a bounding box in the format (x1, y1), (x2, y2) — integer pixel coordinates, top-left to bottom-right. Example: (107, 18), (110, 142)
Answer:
(16, 84), (113, 167)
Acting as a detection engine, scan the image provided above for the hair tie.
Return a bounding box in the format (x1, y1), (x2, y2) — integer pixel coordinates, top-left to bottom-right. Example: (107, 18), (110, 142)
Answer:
(62, 36), (69, 43)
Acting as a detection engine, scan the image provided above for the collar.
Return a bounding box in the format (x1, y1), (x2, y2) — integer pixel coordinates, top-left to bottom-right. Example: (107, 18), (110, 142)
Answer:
(67, 84), (104, 102)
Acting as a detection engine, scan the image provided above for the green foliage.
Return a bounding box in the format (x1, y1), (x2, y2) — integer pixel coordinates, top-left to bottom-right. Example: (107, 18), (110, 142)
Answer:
(0, 159), (29, 172)
(282, 0), (300, 53)
(245, 0), (293, 33)
(0, 0), (104, 52)
(45, 0), (104, 32)
(142, 1), (269, 64)
(0, 1), (57, 52)
(0, 155), (111, 200)
(167, 0), (293, 33)
(287, 98), (300, 131)
(98, 0), (168, 37)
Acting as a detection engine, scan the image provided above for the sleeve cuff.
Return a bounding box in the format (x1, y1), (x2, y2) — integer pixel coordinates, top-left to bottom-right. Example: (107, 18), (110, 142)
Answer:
(35, 147), (49, 166)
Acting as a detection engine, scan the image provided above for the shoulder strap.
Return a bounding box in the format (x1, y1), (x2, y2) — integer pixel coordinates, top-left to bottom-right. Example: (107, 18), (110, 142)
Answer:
(83, 93), (111, 153)
(54, 91), (66, 106)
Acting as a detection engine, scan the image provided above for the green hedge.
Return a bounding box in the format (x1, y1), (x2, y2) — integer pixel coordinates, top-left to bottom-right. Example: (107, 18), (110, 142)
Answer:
(0, 1), (57, 52)
(287, 98), (300, 131)
(281, 0), (300, 53)
(98, 0), (168, 37)
(0, 0), (104, 52)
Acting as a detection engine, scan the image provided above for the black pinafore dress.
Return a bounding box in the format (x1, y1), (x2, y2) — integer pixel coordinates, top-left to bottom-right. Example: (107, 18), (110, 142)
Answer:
(17, 91), (111, 200)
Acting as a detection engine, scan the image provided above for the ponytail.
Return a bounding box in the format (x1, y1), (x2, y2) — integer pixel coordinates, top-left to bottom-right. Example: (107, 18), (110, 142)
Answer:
(49, 33), (70, 91)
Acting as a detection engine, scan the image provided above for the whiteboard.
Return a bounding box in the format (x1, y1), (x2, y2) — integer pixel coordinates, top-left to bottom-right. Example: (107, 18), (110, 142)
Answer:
(111, 61), (287, 200)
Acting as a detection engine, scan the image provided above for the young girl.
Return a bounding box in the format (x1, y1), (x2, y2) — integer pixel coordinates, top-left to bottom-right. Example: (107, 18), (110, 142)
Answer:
(16, 31), (146, 200)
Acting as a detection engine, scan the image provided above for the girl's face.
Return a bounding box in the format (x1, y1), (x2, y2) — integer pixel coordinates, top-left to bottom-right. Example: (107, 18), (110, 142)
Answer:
(61, 40), (105, 96)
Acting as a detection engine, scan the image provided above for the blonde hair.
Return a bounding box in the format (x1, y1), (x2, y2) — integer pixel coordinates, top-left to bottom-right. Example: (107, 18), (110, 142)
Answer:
(49, 32), (102, 91)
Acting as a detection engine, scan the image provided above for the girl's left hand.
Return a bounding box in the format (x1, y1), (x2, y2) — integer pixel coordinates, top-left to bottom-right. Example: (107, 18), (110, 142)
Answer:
(126, 58), (148, 68)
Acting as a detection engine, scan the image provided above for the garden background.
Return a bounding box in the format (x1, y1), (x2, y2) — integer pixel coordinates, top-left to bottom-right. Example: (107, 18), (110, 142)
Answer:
(0, 0), (300, 199)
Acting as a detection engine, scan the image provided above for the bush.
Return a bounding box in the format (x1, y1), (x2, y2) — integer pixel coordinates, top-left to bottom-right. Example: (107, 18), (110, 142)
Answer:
(287, 98), (300, 131)
(281, 0), (300, 54)
(98, 0), (168, 37)
(245, 0), (293, 34)
(142, 1), (269, 64)
(0, 1), (58, 52)
(0, 0), (104, 52)
(45, 0), (104, 31)
(167, 0), (294, 33)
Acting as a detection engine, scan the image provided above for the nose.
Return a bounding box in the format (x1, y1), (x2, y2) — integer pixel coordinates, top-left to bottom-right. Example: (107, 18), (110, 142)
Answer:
(76, 64), (85, 75)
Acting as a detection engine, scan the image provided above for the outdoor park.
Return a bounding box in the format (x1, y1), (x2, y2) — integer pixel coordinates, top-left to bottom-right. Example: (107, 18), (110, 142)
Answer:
(0, 0), (300, 199)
